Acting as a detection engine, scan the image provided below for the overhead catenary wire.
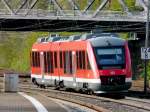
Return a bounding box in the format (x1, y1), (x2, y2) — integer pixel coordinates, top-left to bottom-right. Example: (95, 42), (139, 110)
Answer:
(0, 18), (145, 32)
(0, 20), (75, 31)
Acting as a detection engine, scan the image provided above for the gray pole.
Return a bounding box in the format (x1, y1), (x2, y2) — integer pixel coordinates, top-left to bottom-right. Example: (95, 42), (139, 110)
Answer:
(144, 0), (149, 94)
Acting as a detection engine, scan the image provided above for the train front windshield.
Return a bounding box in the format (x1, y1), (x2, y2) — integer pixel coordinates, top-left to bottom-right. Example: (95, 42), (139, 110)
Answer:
(94, 47), (125, 69)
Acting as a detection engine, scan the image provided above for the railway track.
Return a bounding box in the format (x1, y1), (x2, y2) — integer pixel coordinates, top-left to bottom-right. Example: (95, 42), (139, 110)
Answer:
(126, 96), (150, 104)
(121, 97), (150, 110)
(20, 84), (150, 112)
(0, 75), (150, 112)
(20, 86), (109, 112)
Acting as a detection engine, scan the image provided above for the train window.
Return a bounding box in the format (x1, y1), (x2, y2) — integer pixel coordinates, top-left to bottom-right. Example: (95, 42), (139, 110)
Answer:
(76, 51), (79, 69)
(47, 52), (51, 73)
(50, 52), (54, 73)
(54, 51), (57, 68)
(79, 51), (82, 69)
(32, 52), (40, 67)
(37, 52), (40, 67)
(65, 51), (73, 74)
(60, 51), (63, 68)
(65, 51), (69, 74)
(36, 52), (40, 67)
(63, 51), (66, 74)
(82, 51), (86, 69)
(94, 47), (125, 69)
(43, 52), (47, 73)
(69, 51), (73, 74)
(34, 52), (37, 67)
(86, 53), (91, 70)
(43, 51), (53, 73)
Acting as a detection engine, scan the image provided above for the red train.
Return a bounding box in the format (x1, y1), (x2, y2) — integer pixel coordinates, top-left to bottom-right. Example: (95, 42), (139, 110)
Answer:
(31, 33), (132, 93)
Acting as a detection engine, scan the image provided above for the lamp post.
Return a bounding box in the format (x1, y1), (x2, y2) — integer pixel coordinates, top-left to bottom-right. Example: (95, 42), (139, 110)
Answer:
(144, 0), (149, 94)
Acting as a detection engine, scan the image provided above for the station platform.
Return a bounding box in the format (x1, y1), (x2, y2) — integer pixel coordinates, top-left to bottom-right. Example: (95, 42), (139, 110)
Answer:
(0, 92), (67, 112)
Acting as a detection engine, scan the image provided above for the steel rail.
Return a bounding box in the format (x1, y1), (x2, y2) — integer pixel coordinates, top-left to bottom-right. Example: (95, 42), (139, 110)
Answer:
(20, 85), (150, 112)
(20, 86), (109, 112)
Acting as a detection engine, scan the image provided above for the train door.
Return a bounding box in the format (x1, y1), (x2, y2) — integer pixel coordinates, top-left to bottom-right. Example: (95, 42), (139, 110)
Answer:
(72, 51), (77, 86)
(40, 51), (45, 83)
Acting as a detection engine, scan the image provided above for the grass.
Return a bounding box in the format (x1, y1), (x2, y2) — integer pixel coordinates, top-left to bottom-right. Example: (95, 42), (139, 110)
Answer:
(40, 0), (140, 11)
(0, 32), (48, 73)
(0, 32), (81, 73)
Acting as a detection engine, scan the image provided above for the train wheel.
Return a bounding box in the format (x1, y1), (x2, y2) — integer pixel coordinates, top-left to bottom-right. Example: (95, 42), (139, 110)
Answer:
(32, 79), (40, 87)
(32, 78), (37, 85)
(43, 85), (46, 89)
(59, 81), (64, 88)
(54, 86), (60, 90)
(87, 89), (93, 95)
(39, 85), (42, 88)
(40, 85), (45, 89)
(54, 79), (60, 90)
(78, 89), (84, 94)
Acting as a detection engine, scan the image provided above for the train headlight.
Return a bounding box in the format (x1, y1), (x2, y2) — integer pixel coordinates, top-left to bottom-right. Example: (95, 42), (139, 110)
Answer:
(110, 71), (115, 75)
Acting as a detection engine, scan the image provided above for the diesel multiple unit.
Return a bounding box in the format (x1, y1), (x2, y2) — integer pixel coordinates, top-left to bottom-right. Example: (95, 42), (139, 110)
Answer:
(31, 33), (132, 93)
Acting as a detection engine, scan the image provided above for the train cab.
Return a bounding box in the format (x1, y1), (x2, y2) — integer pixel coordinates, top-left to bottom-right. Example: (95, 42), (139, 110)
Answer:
(87, 36), (132, 93)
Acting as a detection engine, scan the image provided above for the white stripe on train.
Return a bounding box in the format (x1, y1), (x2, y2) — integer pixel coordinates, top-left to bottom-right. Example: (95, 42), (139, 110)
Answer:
(31, 74), (132, 83)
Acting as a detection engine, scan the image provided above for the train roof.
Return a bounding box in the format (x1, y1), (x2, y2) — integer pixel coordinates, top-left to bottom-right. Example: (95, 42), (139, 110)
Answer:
(37, 33), (124, 43)
(90, 36), (125, 47)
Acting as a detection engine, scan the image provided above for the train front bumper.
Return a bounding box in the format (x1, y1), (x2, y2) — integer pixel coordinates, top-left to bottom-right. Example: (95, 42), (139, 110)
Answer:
(89, 82), (132, 93)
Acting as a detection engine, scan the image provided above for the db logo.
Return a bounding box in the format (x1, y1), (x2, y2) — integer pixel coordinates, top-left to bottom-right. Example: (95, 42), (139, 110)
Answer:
(110, 71), (115, 75)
